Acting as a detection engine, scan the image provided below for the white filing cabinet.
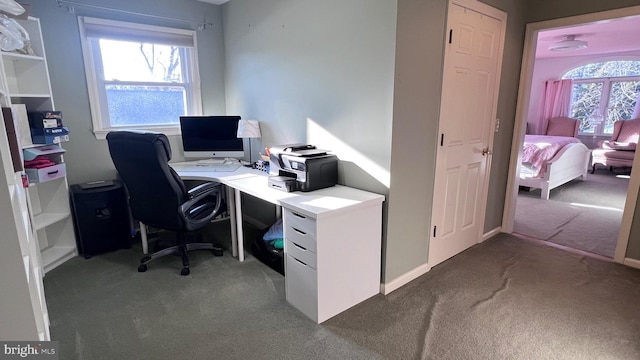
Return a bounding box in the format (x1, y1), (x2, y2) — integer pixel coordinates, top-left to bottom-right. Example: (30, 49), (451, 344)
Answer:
(282, 190), (383, 323)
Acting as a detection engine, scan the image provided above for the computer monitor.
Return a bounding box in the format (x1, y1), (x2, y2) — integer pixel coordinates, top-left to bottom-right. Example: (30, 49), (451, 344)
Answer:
(179, 115), (244, 159)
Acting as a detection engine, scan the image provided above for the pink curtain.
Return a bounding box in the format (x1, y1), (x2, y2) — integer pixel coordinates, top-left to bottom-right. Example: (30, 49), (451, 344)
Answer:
(539, 79), (573, 134)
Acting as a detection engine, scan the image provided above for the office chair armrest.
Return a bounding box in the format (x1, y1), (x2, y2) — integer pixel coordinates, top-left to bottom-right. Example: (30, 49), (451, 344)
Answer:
(180, 183), (223, 230)
(187, 181), (221, 199)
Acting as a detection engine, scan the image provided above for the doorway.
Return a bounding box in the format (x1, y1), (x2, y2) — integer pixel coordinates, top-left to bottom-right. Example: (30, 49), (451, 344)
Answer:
(503, 6), (640, 264)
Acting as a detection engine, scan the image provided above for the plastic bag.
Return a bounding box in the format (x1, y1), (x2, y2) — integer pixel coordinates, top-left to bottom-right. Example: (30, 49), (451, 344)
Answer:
(0, 14), (31, 53)
(0, 0), (24, 16)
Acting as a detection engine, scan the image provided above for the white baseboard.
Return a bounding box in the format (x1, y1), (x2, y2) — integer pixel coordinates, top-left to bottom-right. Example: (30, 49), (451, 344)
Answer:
(380, 228), (502, 295)
(482, 226), (502, 242)
(623, 257), (640, 270)
(380, 262), (432, 295)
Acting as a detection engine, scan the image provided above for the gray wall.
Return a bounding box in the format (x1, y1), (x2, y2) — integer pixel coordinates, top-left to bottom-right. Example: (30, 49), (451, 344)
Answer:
(222, 0), (396, 195)
(27, 0), (226, 185)
(222, 0), (529, 283)
(385, 0), (446, 282)
(221, 0), (398, 274)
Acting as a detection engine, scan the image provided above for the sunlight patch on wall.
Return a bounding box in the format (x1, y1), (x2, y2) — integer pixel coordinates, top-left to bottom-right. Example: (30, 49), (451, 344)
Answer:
(306, 118), (390, 188)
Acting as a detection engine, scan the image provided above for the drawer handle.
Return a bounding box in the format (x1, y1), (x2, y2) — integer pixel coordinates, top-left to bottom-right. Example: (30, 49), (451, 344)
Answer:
(294, 257), (308, 266)
(292, 242), (307, 251)
(292, 212), (306, 219)
(47, 170), (59, 176)
(292, 227), (307, 236)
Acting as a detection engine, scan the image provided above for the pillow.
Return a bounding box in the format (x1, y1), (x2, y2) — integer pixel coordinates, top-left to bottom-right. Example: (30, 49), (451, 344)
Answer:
(600, 140), (637, 151)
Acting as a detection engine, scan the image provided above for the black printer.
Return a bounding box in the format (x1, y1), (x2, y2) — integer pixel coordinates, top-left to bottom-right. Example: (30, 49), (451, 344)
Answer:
(268, 144), (338, 192)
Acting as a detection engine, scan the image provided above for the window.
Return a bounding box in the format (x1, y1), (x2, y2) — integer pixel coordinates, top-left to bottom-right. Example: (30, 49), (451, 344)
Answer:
(563, 61), (640, 136)
(79, 17), (202, 139)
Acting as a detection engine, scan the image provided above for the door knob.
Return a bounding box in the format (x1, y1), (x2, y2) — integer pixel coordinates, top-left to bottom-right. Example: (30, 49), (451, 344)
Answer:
(482, 147), (492, 156)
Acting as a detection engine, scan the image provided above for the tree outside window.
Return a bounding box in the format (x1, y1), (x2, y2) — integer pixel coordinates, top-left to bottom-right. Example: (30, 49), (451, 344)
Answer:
(563, 61), (640, 136)
(100, 39), (188, 127)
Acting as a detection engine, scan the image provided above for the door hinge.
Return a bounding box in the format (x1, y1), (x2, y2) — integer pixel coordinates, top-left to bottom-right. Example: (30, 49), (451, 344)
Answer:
(440, 133), (444, 146)
(448, 29), (453, 44)
(433, 226), (437, 237)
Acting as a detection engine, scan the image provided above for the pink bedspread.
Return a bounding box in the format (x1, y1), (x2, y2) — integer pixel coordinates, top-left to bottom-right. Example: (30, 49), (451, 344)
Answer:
(522, 135), (580, 177)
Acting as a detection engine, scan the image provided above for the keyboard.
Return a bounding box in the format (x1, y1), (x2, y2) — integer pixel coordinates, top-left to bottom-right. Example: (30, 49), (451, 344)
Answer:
(171, 162), (242, 172)
(196, 158), (227, 165)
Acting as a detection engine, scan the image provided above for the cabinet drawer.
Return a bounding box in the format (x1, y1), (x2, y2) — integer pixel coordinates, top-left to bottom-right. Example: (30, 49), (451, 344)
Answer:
(285, 254), (318, 322)
(286, 238), (317, 269)
(284, 209), (316, 237)
(25, 163), (66, 183)
(285, 224), (317, 254)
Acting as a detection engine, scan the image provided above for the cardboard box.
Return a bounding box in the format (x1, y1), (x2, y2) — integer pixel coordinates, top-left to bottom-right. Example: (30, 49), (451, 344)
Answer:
(31, 126), (69, 144)
(28, 111), (63, 129)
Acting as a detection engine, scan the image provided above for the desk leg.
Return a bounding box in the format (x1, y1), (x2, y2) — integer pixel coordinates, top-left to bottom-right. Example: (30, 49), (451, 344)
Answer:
(234, 188), (245, 262)
(227, 186), (238, 258)
(140, 221), (148, 255)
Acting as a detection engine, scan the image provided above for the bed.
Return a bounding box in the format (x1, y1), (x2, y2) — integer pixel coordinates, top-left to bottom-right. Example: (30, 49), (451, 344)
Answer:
(519, 135), (591, 200)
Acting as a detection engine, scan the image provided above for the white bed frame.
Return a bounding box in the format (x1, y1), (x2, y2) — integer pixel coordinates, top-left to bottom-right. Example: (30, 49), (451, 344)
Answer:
(519, 142), (592, 200)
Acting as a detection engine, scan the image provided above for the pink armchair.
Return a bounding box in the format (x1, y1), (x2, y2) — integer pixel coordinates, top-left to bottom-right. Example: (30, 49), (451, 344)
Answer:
(545, 116), (580, 137)
(591, 118), (640, 173)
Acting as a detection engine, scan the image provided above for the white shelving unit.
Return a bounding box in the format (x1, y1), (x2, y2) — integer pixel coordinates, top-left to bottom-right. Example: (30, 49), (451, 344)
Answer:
(0, 16), (74, 340)
(0, 101), (50, 341)
(0, 17), (78, 274)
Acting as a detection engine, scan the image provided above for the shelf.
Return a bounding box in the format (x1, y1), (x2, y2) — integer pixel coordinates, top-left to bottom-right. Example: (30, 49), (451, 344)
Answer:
(41, 245), (76, 274)
(23, 145), (66, 161)
(33, 211), (70, 230)
(2, 52), (45, 62)
(10, 93), (51, 98)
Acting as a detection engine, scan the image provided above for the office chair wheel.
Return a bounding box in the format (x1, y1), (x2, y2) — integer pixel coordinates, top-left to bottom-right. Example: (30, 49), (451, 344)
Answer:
(138, 264), (148, 272)
(181, 267), (190, 276)
(213, 248), (223, 257)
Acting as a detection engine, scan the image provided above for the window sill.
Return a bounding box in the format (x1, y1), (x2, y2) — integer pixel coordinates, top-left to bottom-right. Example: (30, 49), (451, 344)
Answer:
(93, 126), (181, 140)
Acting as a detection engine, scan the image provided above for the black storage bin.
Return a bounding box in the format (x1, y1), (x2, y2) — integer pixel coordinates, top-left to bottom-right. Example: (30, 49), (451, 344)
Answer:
(251, 229), (284, 276)
(70, 179), (132, 258)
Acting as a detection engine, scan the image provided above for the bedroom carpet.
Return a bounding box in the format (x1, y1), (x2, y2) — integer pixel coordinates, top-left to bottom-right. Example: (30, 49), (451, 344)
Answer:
(43, 232), (640, 360)
(514, 169), (629, 258)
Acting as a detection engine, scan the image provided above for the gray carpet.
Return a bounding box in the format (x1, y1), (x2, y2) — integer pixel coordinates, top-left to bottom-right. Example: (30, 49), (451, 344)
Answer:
(44, 231), (640, 360)
(514, 169), (629, 257)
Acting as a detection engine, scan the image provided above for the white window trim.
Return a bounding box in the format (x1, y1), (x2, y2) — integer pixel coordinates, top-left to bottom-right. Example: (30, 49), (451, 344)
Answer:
(78, 17), (203, 140)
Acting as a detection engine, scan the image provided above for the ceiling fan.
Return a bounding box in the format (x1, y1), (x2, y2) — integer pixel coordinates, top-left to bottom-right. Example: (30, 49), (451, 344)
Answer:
(548, 35), (588, 51)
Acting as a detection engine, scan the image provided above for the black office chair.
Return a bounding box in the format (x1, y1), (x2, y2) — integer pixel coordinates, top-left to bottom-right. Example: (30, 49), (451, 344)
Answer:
(106, 130), (224, 276)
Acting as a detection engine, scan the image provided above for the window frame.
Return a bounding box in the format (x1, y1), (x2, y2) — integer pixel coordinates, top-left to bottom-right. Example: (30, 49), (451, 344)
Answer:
(571, 76), (640, 136)
(563, 60), (640, 137)
(78, 16), (203, 139)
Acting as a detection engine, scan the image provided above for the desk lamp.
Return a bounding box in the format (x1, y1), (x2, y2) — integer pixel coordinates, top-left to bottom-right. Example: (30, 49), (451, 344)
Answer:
(237, 119), (261, 164)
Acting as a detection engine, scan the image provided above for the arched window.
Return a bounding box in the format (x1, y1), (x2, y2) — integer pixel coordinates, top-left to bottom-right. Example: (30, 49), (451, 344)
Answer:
(562, 60), (640, 136)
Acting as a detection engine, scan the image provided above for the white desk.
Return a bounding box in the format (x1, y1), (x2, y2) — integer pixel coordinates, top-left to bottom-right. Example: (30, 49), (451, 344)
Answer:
(169, 161), (385, 323)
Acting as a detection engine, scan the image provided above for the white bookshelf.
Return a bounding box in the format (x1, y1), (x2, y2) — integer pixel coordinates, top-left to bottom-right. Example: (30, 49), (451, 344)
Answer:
(0, 16), (75, 341)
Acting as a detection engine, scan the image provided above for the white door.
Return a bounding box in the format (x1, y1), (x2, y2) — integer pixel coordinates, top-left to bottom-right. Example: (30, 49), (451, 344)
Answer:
(429, 0), (506, 267)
